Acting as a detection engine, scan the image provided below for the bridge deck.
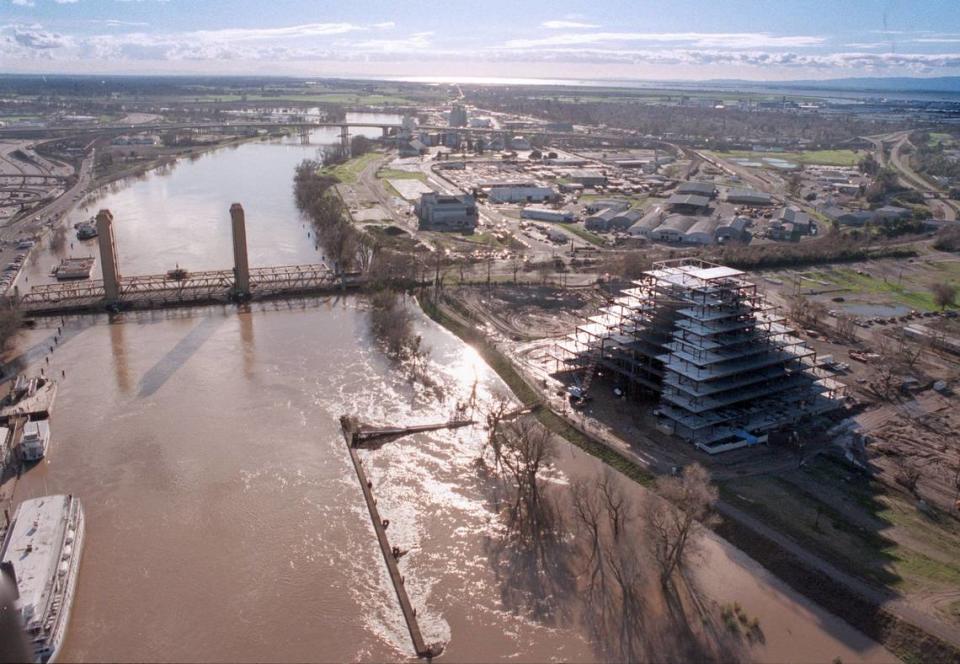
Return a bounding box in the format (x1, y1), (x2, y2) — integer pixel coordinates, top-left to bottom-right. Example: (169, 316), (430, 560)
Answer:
(16, 263), (354, 314)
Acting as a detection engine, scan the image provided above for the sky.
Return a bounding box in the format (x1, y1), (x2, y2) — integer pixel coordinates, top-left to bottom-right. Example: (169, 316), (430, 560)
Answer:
(3, 0), (960, 81)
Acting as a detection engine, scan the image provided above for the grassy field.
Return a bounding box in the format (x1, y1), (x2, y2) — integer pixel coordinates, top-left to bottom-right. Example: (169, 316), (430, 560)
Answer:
(713, 149), (862, 167)
(376, 167), (426, 181)
(927, 132), (956, 148)
(320, 151), (381, 185)
(806, 266), (947, 311)
(563, 223), (607, 246)
(720, 455), (960, 599)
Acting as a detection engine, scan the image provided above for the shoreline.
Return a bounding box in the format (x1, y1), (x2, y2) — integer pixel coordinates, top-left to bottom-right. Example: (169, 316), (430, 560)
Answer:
(417, 288), (960, 664)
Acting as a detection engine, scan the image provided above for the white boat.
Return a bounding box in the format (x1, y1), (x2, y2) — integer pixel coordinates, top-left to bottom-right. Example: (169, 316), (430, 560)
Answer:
(0, 494), (85, 663)
(19, 420), (51, 462)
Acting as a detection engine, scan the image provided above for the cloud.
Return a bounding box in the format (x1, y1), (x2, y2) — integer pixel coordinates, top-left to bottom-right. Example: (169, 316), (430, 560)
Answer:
(542, 20), (600, 30)
(843, 42), (887, 49)
(372, 22), (395, 30)
(354, 31), (432, 52)
(188, 22), (363, 42)
(11, 0), (35, 6)
(483, 46), (960, 73)
(93, 19), (151, 27)
(53, 0), (80, 4)
(503, 31), (826, 49)
(7, 26), (71, 49)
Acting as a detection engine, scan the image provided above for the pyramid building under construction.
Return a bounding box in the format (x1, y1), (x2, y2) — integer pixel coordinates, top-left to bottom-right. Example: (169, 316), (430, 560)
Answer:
(551, 259), (843, 454)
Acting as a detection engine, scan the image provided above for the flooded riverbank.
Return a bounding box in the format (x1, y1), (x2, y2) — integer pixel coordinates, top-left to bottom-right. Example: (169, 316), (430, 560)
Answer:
(2, 125), (897, 662)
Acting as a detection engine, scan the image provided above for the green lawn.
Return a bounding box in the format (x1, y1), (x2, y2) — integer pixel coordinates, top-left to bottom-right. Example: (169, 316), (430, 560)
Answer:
(376, 168), (426, 181)
(809, 266), (946, 311)
(720, 459), (960, 596)
(320, 151), (381, 185)
(713, 149), (862, 167)
(927, 132), (956, 148)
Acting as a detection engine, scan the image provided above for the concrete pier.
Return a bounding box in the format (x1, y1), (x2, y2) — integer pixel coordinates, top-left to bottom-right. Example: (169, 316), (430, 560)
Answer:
(95, 209), (121, 302)
(339, 419), (442, 660)
(230, 203), (251, 298)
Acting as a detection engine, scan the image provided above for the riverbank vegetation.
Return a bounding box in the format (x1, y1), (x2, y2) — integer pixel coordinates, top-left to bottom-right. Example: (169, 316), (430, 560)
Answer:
(476, 409), (745, 661)
(294, 159), (370, 272)
(708, 236), (917, 270)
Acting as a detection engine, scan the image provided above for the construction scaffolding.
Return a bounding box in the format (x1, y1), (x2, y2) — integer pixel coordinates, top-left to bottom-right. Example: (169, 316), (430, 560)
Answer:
(551, 258), (842, 454)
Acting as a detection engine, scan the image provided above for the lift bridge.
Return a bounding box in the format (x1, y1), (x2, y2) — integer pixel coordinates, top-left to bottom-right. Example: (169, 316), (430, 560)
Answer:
(16, 204), (360, 316)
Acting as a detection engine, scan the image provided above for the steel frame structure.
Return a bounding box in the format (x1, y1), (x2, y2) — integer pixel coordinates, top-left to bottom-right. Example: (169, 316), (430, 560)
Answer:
(552, 258), (842, 452)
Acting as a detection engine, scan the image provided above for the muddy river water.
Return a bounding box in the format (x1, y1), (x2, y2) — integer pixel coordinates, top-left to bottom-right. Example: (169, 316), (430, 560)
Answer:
(6, 122), (896, 662)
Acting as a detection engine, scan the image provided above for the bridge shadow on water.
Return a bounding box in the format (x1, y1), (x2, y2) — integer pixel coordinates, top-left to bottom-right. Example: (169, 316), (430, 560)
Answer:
(136, 315), (226, 398)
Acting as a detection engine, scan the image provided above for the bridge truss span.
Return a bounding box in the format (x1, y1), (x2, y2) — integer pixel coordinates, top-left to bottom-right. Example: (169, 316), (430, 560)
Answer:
(17, 262), (343, 314)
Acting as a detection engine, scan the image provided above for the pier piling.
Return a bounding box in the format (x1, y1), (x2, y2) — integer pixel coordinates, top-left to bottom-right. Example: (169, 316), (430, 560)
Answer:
(339, 418), (443, 660)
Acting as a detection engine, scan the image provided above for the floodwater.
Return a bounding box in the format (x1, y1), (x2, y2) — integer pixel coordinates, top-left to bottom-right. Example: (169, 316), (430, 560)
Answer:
(6, 119), (896, 662)
(19, 117), (396, 287)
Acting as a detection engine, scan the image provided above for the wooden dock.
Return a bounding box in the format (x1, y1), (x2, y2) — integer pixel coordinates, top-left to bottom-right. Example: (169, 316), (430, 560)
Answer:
(340, 420), (442, 660)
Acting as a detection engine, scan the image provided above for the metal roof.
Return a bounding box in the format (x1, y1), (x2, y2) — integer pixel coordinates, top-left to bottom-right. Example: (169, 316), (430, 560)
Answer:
(667, 193), (710, 208)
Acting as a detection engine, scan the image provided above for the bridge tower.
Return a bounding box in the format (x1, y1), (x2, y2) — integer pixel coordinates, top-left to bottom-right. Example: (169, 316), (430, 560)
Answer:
(340, 125), (350, 157)
(230, 203), (251, 298)
(298, 125), (310, 145)
(96, 209), (121, 303)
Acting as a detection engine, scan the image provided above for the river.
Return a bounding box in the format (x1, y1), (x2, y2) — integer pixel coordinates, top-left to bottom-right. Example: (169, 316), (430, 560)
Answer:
(5, 116), (896, 662)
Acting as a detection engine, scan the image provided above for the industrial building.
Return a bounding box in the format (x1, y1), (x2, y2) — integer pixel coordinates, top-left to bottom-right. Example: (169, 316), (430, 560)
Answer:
(676, 181), (716, 198)
(770, 206), (813, 239)
(649, 215), (697, 242)
(415, 193), (478, 232)
(715, 216), (750, 243)
(666, 193), (711, 213)
(726, 188), (774, 206)
(521, 207), (574, 223)
(585, 199), (630, 214)
(448, 104), (468, 127)
(566, 170), (608, 187)
(585, 208), (619, 231)
(551, 259), (841, 453)
(487, 185), (556, 203)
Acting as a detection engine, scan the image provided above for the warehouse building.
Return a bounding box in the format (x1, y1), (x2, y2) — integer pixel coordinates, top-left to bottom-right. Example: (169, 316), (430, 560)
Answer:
(628, 206), (667, 238)
(610, 209), (645, 231)
(667, 193), (711, 213)
(726, 188), (774, 206)
(488, 185), (556, 203)
(415, 193), (478, 232)
(715, 216), (750, 243)
(551, 258), (840, 454)
(522, 207), (574, 223)
(650, 215), (697, 242)
(585, 199), (630, 214)
(677, 181), (717, 198)
(567, 169), (608, 187)
(585, 208), (619, 231)
(684, 218), (721, 245)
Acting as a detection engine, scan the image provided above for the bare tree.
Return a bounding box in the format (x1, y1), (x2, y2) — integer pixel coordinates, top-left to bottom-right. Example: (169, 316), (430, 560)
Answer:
(499, 417), (555, 537)
(644, 464), (719, 585)
(835, 313), (857, 341)
(481, 393), (512, 469)
(599, 469), (630, 543)
(931, 282), (958, 311)
(894, 456), (922, 496)
(0, 302), (22, 352)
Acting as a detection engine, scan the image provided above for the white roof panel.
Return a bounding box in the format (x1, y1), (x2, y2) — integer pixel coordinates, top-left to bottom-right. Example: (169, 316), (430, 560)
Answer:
(691, 266), (743, 280)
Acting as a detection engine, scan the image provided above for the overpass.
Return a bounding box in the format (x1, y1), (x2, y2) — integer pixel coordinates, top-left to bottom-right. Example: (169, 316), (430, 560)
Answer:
(0, 119), (635, 146)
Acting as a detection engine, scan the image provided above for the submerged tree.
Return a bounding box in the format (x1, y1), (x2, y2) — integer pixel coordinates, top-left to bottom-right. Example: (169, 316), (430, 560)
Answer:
(644, 463), (719, 586)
